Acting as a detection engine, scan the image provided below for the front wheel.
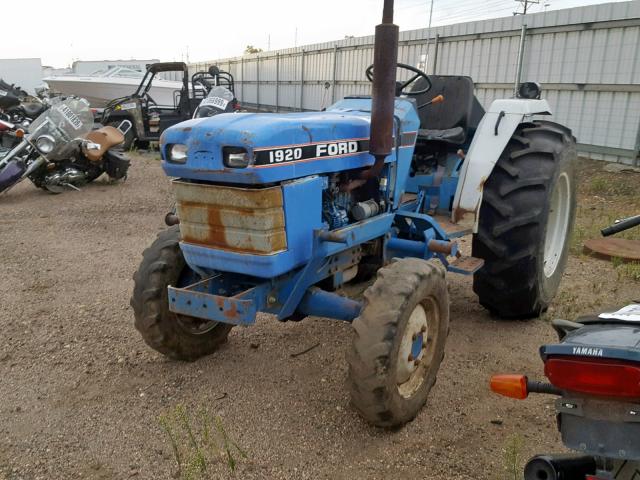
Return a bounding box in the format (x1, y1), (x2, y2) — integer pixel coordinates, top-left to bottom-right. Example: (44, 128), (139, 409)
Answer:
(472, 120), (577, 319)
(130, 226), (233, 361)
(347, 259), (449, 427)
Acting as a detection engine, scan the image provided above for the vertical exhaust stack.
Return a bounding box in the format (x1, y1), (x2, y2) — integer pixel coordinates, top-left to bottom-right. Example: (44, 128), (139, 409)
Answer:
(363, 0), (399, 180)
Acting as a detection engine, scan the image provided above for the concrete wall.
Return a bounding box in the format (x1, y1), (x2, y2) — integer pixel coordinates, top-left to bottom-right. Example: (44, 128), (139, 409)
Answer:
(191, 1), (640, 165)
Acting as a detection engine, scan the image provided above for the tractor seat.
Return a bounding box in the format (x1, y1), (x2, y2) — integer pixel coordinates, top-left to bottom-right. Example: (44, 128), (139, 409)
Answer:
(411, 75), (484, 146)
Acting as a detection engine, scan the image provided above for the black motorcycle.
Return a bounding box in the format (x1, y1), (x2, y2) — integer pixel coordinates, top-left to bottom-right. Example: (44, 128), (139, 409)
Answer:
(0, 80), (49, 149)
(0, 79), (27, 115)
(491, 215), (640, 480)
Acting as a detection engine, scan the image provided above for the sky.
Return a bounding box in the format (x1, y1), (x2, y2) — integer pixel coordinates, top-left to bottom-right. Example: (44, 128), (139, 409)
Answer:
(0, 0), (629, 68)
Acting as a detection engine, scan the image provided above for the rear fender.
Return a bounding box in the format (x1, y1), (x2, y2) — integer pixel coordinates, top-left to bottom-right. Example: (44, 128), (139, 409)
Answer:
(451, 99), (552, 232)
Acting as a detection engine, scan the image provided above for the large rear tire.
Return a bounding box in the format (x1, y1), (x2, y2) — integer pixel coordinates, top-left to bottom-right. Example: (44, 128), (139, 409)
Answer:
(472, 120), (577, 319)
(131, 226), (233, 361)
(347, 259), (449, 427)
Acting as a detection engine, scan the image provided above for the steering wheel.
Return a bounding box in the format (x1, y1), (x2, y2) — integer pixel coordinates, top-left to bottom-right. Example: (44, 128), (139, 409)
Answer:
(365, 63), (432, 96)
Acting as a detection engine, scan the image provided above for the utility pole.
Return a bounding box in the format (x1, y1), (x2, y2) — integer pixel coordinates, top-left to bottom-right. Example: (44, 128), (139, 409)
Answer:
(514, 0), (539, 15)
(423, 0), (435, 72)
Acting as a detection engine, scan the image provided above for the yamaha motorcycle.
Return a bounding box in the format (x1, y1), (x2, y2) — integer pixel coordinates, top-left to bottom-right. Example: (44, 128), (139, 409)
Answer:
(491, 214), (640, 480)
(0, 96), (131, 195)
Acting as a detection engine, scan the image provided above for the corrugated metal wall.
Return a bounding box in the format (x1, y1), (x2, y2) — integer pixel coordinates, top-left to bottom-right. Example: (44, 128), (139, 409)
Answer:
(190, 1), (640, 164)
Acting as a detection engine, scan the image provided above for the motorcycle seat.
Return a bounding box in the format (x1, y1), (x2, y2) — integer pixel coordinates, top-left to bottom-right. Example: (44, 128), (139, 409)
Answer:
(83, 126), (125, 162)
(576, 304), (640, 325)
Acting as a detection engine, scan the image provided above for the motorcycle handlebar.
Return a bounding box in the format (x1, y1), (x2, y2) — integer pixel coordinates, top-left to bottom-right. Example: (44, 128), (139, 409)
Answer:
(601, 214), (640, 236)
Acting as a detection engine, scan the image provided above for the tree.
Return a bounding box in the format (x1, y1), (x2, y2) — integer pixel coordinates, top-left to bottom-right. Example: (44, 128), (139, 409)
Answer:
(244, 45), (263, 54)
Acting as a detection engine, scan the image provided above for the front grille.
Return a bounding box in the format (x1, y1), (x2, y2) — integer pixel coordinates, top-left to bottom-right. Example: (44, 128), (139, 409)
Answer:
(173, 180), (287, 254)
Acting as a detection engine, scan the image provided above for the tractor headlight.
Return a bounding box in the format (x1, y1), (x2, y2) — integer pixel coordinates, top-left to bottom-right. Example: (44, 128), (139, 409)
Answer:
(223, 147), (252, 168)
(35, 134), (56, 154)
(168, 144), (188, 163)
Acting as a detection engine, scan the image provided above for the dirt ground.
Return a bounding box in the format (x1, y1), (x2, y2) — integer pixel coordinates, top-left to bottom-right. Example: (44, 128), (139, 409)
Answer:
(0, 154), (638, 480)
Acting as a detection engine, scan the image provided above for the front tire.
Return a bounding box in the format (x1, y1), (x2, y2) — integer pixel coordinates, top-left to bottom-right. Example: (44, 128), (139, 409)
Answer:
(131, 226), (233, 361)
(347, 259), (449, 427)
(472, 121), (577, 319)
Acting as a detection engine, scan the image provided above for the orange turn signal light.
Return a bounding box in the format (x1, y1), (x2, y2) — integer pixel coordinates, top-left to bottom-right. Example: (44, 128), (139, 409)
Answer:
(490, 374), (529, 400)
(15, 129), (24, 138)
(431, 94), (444, 105)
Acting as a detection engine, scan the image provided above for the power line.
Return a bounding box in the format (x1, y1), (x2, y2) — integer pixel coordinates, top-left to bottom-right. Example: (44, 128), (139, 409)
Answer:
(396, 0), (541, 29)
(436, 3), (514, 17)
(398, 0), (519, 23)
(432, 3), (519, 23)
(437, 7), (515, 21)
(398, 0), (504, 11)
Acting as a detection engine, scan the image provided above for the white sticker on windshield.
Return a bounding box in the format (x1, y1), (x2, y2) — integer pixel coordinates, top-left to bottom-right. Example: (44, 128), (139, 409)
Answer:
(58, 104), (83, 130)
(201, 96), (229, 110)
(598, 304), (640, 322)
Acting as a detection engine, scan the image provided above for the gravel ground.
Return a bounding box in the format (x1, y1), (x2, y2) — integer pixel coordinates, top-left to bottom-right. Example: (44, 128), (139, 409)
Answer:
(0, 154), (637, 480)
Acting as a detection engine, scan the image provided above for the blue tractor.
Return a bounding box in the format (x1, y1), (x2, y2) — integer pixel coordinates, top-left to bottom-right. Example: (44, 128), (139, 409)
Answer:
(131, 0), (577, 427)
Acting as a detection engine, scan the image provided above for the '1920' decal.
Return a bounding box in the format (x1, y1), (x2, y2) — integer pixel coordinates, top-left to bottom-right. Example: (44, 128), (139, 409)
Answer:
(269, 147), (303, 163)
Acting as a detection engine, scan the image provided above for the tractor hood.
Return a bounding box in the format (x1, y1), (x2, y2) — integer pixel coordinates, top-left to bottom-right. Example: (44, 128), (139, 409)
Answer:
(161, 110), (374, 184)
(160, 97), (420, 185)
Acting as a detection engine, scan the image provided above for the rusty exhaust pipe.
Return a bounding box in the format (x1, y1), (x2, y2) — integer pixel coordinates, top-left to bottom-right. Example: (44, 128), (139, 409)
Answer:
(361, 0), (398, 180)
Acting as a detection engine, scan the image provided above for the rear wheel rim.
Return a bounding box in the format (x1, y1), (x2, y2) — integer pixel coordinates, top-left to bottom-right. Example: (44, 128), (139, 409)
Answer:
(396, 298), (440, 399)
(543, 172), (571, 278)
(176, 314), (219, 335)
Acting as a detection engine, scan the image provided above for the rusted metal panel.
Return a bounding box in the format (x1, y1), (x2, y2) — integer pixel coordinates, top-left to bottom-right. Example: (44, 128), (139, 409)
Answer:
(583, 238), (640, 263)
(173, 180), (287, 254)
(432, 214), (472, 237)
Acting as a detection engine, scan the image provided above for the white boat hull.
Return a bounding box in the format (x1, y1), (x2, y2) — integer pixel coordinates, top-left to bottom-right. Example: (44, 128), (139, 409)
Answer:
(44, 76), (184, 108)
